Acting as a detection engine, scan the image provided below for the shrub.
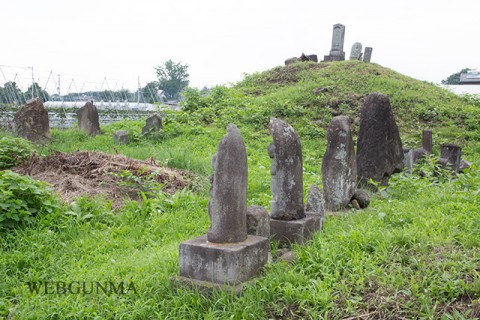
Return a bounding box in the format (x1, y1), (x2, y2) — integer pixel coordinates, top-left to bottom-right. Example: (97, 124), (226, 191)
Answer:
(0, 170), (60, 228)
(0, 136), (34, 169)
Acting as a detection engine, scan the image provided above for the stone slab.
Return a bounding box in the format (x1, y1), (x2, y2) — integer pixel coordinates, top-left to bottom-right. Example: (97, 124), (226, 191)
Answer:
(179, 235), (269, 286)
(270, 214), (322, 245)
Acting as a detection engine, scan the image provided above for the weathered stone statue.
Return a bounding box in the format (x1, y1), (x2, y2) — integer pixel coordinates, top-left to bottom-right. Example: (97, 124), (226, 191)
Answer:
(349, 42), (363, 60)
(268, 118), (321, 245)
(76, 101), (101, 136)
(322, 116), (357, 211)
(207, 124), (248, 243)
(13, 98), (51, 144)
(357, 93), (404, 187)
(178, 124), (268, 291)
(268, 118), (305, 221)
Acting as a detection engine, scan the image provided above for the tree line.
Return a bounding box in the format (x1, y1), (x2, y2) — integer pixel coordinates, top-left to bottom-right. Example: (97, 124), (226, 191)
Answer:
(0, 59), (190, 106)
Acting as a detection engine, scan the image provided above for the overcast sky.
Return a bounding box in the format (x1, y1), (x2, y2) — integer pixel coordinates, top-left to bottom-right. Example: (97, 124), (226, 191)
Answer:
(1, 0), (478, 93)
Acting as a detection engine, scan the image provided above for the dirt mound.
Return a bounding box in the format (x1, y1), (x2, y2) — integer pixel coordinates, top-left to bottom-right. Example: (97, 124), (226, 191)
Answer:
(12, 151), (196, 209)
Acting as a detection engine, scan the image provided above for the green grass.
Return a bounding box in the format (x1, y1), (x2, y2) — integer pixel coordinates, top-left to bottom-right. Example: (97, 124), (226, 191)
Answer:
(1, 60), (480, 319)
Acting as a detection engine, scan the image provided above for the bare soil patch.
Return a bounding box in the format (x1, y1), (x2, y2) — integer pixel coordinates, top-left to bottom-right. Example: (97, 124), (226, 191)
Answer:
(12, 151), (197, 209)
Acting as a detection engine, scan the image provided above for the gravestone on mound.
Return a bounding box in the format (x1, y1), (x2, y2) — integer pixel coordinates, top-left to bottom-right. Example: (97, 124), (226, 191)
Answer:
(13, 98), (51, 144)
(178, 124), (268, 291)
(322, 116), (357, 211)
(357, 93), (404, 187)
(76, 101), (101, 136)
(349, 42), (363, 60)
(363, 47), (373, 62)
(323, 23), (346, 62)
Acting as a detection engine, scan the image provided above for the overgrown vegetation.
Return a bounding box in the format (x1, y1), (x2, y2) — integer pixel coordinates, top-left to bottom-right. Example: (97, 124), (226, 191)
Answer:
(1, 61), (479, 319)
(0, 170), (60, 228)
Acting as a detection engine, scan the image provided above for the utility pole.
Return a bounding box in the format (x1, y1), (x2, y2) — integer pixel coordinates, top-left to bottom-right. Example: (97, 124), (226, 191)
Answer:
(137, 76), (141, 103)
(30, 66), (34, 99)
(57, 74), (61, 96)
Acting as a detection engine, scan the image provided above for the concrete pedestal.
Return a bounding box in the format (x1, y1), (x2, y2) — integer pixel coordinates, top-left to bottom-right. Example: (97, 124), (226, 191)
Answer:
(179, 234), (269, 287)
(270, 214), (322, 245)
(323, 52), (345, 62)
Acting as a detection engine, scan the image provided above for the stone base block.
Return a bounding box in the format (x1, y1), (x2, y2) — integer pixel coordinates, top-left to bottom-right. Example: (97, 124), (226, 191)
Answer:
(270, 214), (322, 245)
(179, 235), (269, 286)
(323, 52), (345, 62)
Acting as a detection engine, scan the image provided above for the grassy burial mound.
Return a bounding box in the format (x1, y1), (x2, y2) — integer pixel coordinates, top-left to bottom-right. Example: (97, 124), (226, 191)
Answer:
(0, 61), (479, 319)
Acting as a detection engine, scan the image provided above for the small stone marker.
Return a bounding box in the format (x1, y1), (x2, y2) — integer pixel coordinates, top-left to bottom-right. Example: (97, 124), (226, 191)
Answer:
(246, 206), (270, 238)
(113, 130), (129, 144)
(349, 42), (363, 60)
(322, 116), (357, 212)
(13, 98), (51, 144)
(403, 147), (413, 174)
(268, 118), (321, 245)
(422, 129), (433, 154)
(323, 23), (346, 62)
(357, 93), (404, 187)
(76, 101), (101, 136)
(142, 113), (163, 135)
(285, 57), (301, 65)
(305, 184), (326, 229)
(363, 47), (373, 62)
(413, 148), (428, 164)
(285, 54), (318, 66)
(178, 124), (269, 290)
(306, 54), (318, 62)
(439, 144), (462, 173)
(305, 184), (326, 215)
(351, 190), (370, 209)
(459, 159), (471, 172)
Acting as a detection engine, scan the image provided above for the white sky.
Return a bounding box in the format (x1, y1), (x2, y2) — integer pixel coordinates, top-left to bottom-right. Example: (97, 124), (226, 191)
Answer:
(1, 0), (479, 93)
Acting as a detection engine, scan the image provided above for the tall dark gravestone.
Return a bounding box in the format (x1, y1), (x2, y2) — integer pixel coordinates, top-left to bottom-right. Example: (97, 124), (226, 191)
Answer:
(356, 93), (404, 187)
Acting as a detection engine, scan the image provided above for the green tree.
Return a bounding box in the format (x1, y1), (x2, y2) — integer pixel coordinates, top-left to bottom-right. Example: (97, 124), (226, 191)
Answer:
(2, 81), (25, 105)
(142, 81), (161, 103)
(25, 82), (50, 102)
(441, 68), (471, 85)
(155, 60), (189, 100)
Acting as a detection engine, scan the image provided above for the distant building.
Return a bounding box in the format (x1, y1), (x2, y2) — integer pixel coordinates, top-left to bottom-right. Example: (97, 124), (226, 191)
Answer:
(459, 70), (480, 84)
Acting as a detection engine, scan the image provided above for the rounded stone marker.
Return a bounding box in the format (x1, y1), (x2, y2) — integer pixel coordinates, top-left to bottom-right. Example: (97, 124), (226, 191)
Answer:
(207, 124), (248, 243)
(268, 118), (305, 221)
